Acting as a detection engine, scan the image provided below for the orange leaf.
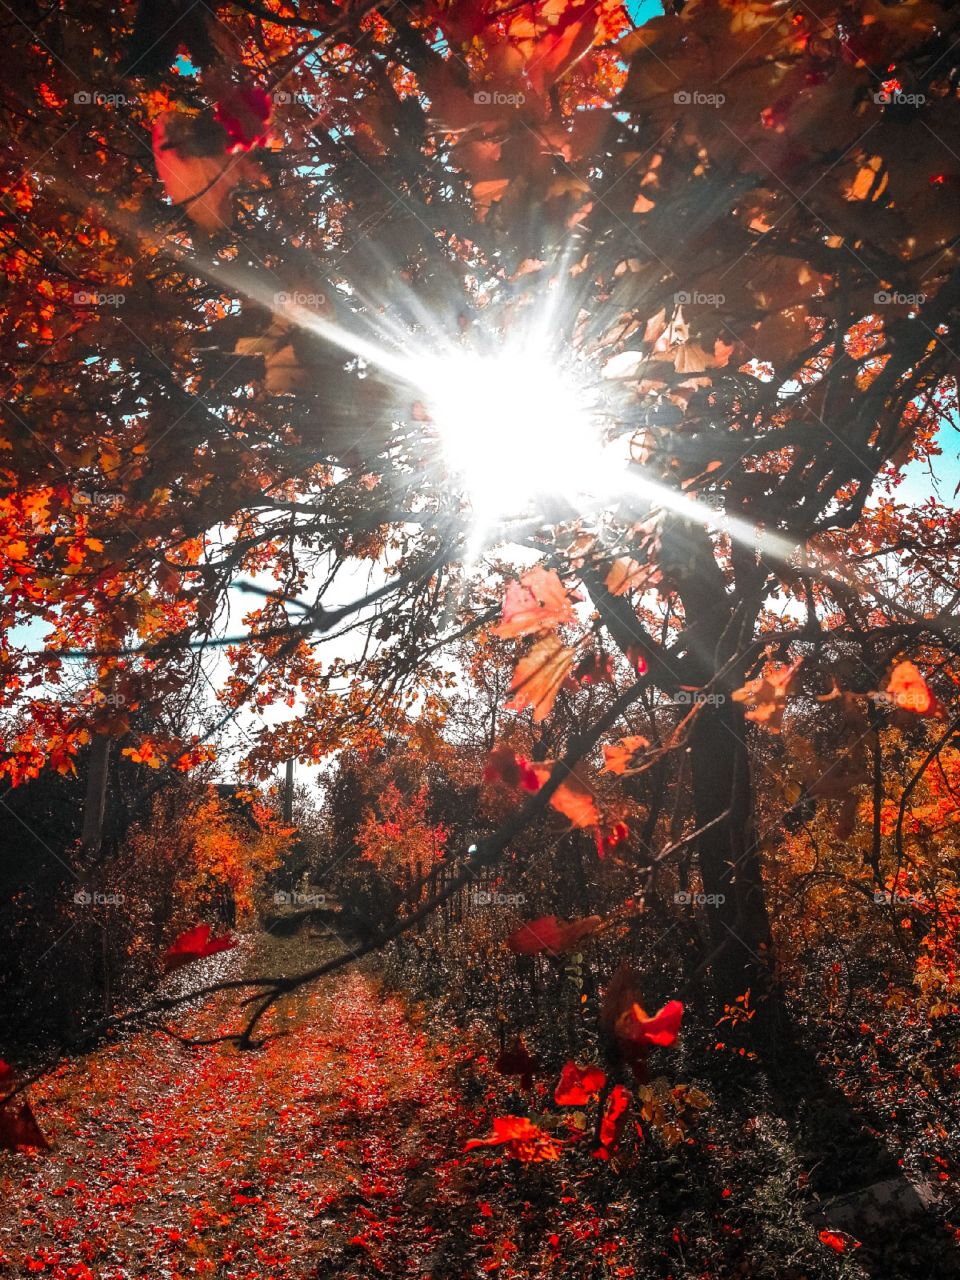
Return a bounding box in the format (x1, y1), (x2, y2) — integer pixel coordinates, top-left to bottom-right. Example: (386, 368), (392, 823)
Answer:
(493, 566), (578, 638)
(505, 635), (575, 722)
(604, 557), (657, 596)
(601, 735), (649, 775)
(529, 761), (599, 827)
(153, 112), (262, 231)
(885, 660), (939, 716)
(465, 1115), (562, 1162)
(731, 659), (801, 731)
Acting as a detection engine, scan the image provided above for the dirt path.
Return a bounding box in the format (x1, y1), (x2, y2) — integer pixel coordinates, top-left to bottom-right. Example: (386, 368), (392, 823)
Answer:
(1, 932), (513, 1279)
(8, 931), (949, 1279)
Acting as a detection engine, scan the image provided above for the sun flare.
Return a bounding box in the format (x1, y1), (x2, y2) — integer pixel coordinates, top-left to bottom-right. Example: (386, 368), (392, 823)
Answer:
(413, 347), (605, 518)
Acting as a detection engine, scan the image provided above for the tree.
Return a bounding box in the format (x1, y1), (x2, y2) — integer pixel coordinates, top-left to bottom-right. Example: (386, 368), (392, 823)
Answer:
(4, 0), (960, 1157)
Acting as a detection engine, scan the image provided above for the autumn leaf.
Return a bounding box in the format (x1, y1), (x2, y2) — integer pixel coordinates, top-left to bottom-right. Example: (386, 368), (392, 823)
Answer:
(731, 659), (801, 731)
(152, 111), (263, 231)
(601, 735), (649, 775)
(122, 739), (164, 768)
(214, 85), (272, 151)
(482, 744), (542, 792)
(615, 1000), (684, 1050)
(884, 660), (939, 716)
(818, 1229), (859, 1254)
(464, 1115), (562, 1162)
(596, 819), (629, 857)
(507, 913), (603, 956)
(492, 566), (578, 638)
(604, 557), (657, 596)
(527, 761), (599, 828)
(504, 634), (576, 722)
(554, 1060), (606, 1105)
(163, 923), (237, 973)
(596, 1083), (631, 1154)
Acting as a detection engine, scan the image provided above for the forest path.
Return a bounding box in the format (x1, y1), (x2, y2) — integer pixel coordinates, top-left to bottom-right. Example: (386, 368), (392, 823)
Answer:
(0, 930), (516, 1279)
(3, 931), (951, 1280)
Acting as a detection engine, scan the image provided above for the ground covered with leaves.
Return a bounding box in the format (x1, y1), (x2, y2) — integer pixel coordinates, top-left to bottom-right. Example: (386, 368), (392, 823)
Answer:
(1, 931), (956, 1279)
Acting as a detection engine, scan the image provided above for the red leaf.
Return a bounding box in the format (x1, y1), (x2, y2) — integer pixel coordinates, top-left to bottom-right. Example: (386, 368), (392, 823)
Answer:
(573, 650), (614, 686)
(495, 1037), (541, 1090)
(215, 86), (272, 151)
(598, 1083), (631, 1151)
(616, 999), (684, 1050)
(483, 745), (542, 792)
(596, 820), (629, 857)
(465, 1115), (562, 1162)
(163, 923), (237, 973)
(0, 1058), (12, 1086)
(507, 914), (602, 957)
(818, 1229), (858, 1254)
(625, 645), (649, 676)
(0, 1101), (49, 1151)
(554, 1060), (606, 1105)
(492, 567), (578, 639)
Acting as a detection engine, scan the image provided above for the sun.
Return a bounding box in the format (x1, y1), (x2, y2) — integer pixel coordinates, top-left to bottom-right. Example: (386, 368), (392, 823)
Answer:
(414, 346), (605, 519)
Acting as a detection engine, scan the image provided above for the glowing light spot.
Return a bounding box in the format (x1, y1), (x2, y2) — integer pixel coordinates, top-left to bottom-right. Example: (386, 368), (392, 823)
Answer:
(415, 348), (602, 518)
